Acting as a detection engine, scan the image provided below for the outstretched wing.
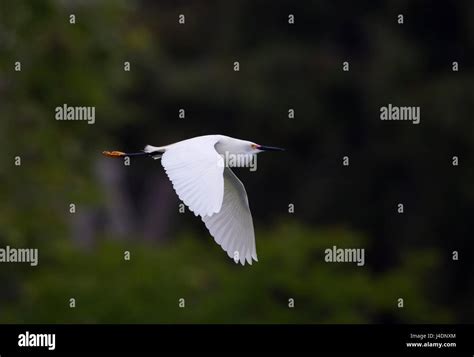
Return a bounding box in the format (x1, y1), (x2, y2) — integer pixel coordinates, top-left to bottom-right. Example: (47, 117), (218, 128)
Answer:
(202, 167), (257, 265)
(161, 136), (225, 217)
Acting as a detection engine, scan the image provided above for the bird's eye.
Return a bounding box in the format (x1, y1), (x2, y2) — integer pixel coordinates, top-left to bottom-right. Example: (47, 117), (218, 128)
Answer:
(251, 144), (258, 149)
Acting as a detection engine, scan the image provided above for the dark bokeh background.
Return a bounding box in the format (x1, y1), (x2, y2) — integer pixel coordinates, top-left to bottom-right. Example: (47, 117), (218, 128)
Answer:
(0, 0), (473, 323)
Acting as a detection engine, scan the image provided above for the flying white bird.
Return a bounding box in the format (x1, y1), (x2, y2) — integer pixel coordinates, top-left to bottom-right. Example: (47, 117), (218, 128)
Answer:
(103, 135), (284, 265)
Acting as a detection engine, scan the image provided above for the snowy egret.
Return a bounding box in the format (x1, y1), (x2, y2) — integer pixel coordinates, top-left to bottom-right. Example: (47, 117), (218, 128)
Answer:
(103, 135), (284, 265)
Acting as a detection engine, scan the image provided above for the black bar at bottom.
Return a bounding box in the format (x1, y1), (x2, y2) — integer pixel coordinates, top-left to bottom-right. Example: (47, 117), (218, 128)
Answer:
(0, 324), (471, 354)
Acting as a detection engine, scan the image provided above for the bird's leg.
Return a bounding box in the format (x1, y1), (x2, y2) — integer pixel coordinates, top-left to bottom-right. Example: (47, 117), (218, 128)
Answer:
(102, 150), (156, 158)
(102, 150), (126, 157)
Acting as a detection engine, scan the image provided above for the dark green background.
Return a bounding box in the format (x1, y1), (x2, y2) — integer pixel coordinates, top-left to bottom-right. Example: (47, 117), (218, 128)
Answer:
(0, 0), (472, 323)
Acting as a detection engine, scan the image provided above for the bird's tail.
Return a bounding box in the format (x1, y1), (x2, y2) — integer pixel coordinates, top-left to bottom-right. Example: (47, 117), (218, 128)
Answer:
(144, 145), (166, 160)
(102, 145), (166, 159)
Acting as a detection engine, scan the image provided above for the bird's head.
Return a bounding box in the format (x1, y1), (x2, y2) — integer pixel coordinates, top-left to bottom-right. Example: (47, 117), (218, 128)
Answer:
(216, 136), (285, 156)
(249, 142), (285, 154)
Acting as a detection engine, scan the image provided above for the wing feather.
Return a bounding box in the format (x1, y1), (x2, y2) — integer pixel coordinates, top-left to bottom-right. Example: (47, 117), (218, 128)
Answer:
(161, 136), (257, 265)
(161, 136), (224, 217)
(202, 168), (257, 265)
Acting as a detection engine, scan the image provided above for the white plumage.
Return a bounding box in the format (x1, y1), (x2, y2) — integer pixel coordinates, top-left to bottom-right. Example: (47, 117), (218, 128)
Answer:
(105, 134), (284, 265)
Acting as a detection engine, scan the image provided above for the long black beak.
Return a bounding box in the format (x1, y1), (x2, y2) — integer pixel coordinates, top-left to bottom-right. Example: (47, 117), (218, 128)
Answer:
(258, 145), (285, 152)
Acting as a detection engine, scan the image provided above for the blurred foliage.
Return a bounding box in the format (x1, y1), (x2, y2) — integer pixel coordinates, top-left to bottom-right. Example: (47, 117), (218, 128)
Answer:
(2, 221), (452, 323)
